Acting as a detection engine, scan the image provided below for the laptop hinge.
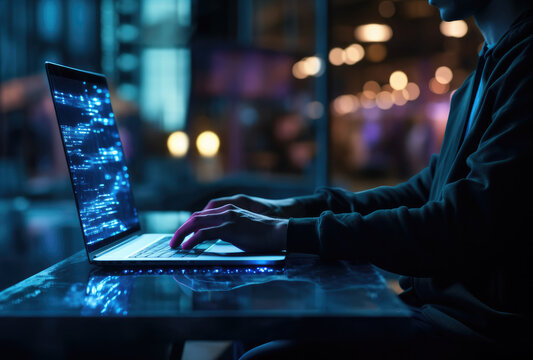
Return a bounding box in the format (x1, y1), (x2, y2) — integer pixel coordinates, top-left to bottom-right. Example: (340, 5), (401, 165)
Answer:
(89, 233), (141, 260)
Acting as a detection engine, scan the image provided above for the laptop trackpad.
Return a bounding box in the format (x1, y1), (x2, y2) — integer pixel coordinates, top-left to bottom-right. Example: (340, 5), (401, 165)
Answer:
(206, 240), (245, 254)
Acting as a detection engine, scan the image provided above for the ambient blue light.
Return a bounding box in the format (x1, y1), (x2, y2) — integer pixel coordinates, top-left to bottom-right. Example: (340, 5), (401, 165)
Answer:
(51, 76), (139, 246)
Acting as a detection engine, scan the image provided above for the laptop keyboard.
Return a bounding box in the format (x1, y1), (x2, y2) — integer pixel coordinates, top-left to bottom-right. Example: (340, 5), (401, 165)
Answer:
(129, 236), (214, 259)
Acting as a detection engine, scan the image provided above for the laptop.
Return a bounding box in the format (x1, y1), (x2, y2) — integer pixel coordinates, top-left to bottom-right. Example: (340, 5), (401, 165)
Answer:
(45, 62), (285, 266)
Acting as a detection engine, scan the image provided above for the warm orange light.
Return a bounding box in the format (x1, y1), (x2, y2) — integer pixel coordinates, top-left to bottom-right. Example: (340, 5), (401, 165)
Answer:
(392, 90), (408, 106)
(363, 80), (381, 94)
(292, 56), (323, 79)
(381, 84), (393, 92)
(344, 44), (365, 64)
(167, 131), (189, 157)
(429, 77), (450, 94)
(378, 1), (396, 18)
(306, 56), (324, 76)
(376, 91), (393, 110)
(365, 44), (387, 62)
(389, 71), (408, 90)
(292, 62), (307, 79)
(435, 66), (453, 84)
(362, 90), (377, 100)
(354, 23), (393, 42)
(333, 95), (359, 115)
(359, 92), (376, 109)
(405, 82), (420, 101)
(440, 20), (468, 38)
(329, 47), (345, 66)
(196, 131), (220, 157)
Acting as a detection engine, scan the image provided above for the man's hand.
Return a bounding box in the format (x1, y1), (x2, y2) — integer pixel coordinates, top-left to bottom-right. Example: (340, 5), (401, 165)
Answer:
(169, 204), (288, 252)
(204, 194), (297, 218)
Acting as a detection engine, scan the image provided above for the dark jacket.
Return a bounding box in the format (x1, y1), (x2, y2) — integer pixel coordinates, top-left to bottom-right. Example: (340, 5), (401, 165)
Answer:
(287, 9), (533, 343)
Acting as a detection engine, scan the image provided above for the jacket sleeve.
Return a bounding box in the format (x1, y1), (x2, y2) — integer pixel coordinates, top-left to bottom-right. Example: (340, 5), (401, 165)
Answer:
(291, 154), (439, 217)
(288, 69), (533, 278)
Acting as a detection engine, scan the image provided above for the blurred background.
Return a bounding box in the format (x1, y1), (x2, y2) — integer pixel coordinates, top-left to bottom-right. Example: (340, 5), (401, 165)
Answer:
(0, 0), (483, 290)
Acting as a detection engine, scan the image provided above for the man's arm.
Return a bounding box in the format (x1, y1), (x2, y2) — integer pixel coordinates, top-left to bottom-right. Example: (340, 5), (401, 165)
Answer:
(288, 70), (533, 278)
(292, 154), (439, 217)
(200, 156), (437, 219)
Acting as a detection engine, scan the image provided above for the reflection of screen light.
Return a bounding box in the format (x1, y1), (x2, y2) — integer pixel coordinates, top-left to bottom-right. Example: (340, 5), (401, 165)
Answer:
(82, 276), (131, 316)
(172, 266), (286, 292)
(196, 131), (220, 157)
(167, 131), (189, 157)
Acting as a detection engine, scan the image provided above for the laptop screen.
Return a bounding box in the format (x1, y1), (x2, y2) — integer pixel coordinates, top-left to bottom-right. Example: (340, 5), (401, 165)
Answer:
(46, 63), (140, 252)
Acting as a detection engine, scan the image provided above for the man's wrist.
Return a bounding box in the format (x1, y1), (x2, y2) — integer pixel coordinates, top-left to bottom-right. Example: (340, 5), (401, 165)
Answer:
(285, 192), (330, 218)
(286, 217), (320, 254)
(272, 198), (300, 218)
(272, 219), (288, 251)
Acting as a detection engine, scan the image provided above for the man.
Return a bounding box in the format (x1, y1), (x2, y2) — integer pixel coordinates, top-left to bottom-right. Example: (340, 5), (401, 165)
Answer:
(171, 0), (532, 357)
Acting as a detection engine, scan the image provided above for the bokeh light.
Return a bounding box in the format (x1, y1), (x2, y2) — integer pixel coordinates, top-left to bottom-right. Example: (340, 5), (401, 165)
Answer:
(359, 91), (376, 109)
(435, 66), (453, 84)
(344, 43), (365, 64)
(196, 131), (220, 157)
(439, 20), (468, 38)
(365, 43), (387, 62)
(167, 131), (189, 158)
(375, 91), (393, 110)
(429, 77), (450, 94)
(381, 83), (393, 92)
(302, 56), (323, 76)
(363, 80), (381, 94)
(354, 23), (393, 42)
(405, 82), (420, 101)
(292, 61), (307, 79)
(292, 56), (324, 79)
(389, 71), (408, 90)
(392, 89), (408, 106)
(305, 101), (325, 119)
(333, 94), (359, 115)
(362, 90), (377, 100)
(329, 47), (345, 66)
(378, 1), (395, 18)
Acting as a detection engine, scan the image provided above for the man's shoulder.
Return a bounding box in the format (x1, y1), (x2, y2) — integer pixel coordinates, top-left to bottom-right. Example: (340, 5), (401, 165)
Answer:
(493, 16), (533, 70)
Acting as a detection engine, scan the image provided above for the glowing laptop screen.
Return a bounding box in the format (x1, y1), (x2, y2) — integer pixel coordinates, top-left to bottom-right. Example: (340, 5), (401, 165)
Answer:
(48, 66), (139, 250)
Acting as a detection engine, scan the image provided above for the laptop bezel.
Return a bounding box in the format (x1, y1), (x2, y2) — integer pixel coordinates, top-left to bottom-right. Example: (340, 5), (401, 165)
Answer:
(45, 62), (142, 261)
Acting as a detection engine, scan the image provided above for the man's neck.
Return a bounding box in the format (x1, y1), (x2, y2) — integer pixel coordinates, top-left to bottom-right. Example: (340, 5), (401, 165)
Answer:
(474, 1), (523, 46)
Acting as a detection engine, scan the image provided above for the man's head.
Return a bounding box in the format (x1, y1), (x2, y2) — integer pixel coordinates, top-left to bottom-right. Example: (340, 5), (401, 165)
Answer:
(428, 0), (490, 21)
